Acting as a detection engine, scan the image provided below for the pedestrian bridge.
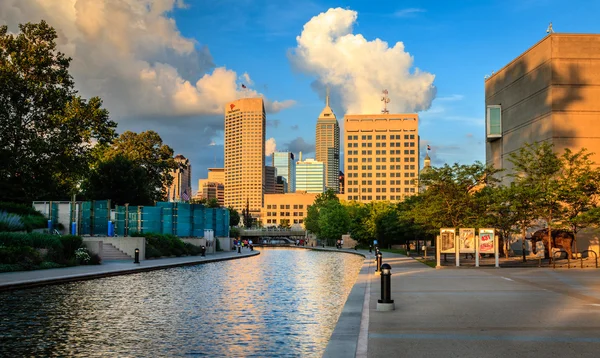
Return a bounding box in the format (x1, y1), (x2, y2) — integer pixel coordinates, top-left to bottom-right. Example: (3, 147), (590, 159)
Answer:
(239, 228), (306, 238)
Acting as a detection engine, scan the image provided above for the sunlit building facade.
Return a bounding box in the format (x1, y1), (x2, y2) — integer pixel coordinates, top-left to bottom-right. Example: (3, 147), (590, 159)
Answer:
(344, 114), (419, 202)
(296, 158), (325, 193)
(224, 98), (265, 216)
(262, 192), (318, 227)
(273, 152), (296, 193)
(315, 94), (340, 192)
(166, 154), (192, 202)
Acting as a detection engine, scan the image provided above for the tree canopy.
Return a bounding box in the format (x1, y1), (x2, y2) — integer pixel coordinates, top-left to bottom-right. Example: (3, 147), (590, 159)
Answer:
(0, 21), (117, 202)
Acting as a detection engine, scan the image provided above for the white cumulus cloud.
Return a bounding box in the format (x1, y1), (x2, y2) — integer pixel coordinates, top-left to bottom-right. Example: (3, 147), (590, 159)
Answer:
(288, 7), (436, 115)
(265, 138), (277, 156)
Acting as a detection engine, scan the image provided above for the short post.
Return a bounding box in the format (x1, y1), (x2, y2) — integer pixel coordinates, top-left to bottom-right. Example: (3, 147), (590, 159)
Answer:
(201, 245), (206, 257)
(369, 245), (372, 253)
(134, 248), (140, 264)
(238, 245), (241, 254)
(377, 263), (395, 311)
(436, 235), (441, 269)
(376, 252), (382, 273)
(47, 219), (52, 232)
(71, 222), (77, 235)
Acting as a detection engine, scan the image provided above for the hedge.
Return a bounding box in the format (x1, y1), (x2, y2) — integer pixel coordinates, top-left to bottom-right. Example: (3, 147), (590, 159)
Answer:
(0, 202), (44, 217)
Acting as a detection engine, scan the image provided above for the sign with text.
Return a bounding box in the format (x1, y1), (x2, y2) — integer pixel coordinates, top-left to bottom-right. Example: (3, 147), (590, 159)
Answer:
(479, 229), (495, 254)
(440, 228), (456, 254)
(459, 228), (476, 253)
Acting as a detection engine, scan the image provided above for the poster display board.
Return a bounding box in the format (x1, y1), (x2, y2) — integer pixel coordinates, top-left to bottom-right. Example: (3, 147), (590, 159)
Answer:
(440, 228), (456, 254)
(479, 229), (495, 254)
(459, 228), (476, 253)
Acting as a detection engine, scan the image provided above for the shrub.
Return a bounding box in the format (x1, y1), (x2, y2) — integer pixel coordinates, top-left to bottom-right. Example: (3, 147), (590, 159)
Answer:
(145, 245), (162, 259)
(0, 232), (62, 250)
(0, 264), (22, 272)
(59, 235), (83, 260)
(21, 215), (48, 232)
(89, 253), (102, 265)
(216, 238), (222, 251)
(0, 246), (42, 265)
(75, 248), (91, 264)
(0, 211), (24, 231)
(185, 242), (202, 256)
(0, 202), (45, 217)
(39, 261), (64, 270)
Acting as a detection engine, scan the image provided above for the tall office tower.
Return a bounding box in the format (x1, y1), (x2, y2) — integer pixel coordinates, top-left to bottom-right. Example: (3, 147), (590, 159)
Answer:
(264, 166), (278, 194)
(275, 176), (287, 194)
(344, 114), (419, 203)
(273, 151), (296, 192)
(224, 98), (265, 216)
(166, 154), (192, 202)
(296, 158), (325, 193)
(201, 182), (225, 206)
(315, 92), (340, 192)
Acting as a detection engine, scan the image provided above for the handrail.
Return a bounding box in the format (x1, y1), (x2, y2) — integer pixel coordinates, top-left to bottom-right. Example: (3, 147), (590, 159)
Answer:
(580, 249), (598, 269)
(552, 249), (570, 269)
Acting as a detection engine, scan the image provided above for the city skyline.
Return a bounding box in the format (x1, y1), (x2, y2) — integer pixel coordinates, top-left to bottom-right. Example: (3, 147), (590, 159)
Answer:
(4, 1), (600, 193)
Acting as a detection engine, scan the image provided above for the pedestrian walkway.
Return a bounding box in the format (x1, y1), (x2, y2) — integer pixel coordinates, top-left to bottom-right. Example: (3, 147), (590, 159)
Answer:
(0, 248), (259, 291)
(325, 249), (600, 358)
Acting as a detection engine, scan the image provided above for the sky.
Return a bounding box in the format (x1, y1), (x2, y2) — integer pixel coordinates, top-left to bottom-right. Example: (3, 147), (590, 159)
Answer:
(2, 0), (600, 193)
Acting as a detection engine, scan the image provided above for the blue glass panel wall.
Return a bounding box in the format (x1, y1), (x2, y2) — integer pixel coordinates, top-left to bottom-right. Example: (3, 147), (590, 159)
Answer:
(141, 206), (162, 234)
(176, 203), (192, 237)
(192, 204), (205, 237)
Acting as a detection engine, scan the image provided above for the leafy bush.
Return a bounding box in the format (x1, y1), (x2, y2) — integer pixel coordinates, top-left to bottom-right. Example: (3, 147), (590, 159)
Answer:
(75, 248), (91, 264)
(185, 242), (202, 255)
(139, 232), (202, 258)
(59, 235), (83, 260)
(0, 211), (24, 231)
(0, 232), (62, 250)
(0, 264), (22, 272)
(0, 202), (44, 217)
(0, 246), (42, 265)
(38, 261), (64, 270)
(145, 245), (162, 259)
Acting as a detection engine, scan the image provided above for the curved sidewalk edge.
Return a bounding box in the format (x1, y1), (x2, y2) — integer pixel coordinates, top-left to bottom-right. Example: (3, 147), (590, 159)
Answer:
(0, 250), (260, 292)
(323, 250), (374, 358)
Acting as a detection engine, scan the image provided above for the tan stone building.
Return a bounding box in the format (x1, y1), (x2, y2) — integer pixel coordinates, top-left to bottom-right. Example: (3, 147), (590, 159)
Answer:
(165, 154), (192, 202)
(344, 114), (419, 202)
(485, 34), (600, 175)
(224, 98), (265, 216)
(315, 93), (340, 192)
(196, 168), (225, 205)
(261, 192), (318, 227)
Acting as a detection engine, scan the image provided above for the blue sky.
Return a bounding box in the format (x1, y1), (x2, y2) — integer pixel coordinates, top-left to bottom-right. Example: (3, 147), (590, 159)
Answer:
(168, 0), (600, 187)
(4, 0), (598, 193)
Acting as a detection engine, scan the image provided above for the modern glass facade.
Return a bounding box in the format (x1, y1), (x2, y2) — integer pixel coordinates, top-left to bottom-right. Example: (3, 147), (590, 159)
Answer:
(316, 95), (340, 193)
(296, 159), (325, 193)
(273, 151), (296, 193)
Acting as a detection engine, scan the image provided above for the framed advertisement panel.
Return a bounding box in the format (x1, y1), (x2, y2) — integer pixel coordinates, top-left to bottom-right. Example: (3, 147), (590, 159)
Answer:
(440, 228), (456, 254)
(459, 228), (476, 254)
(479, 229), (495, 254)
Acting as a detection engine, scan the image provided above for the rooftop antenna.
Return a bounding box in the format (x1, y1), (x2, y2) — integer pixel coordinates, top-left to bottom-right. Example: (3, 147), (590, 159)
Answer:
(546, 22), (554, 34)
(381, 89), (390, 114)
(326, 86), (330, 107)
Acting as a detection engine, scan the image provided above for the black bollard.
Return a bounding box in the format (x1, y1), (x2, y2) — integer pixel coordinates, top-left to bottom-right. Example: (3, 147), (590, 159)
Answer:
(378, 263), (394, 304)
(376, 252), (382, 272)
(250, 244), (254, 251)
(134, 248), (140, 264)
(201, 245), (206, 257)
(369, 245), (372, 253)
(238, 245), (241, 254)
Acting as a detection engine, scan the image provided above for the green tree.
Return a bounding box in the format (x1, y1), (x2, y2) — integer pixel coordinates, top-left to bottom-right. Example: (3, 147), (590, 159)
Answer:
(280, 219), (291, 229)
(508, 142), (562, 261)
(479, 186), (520, 257)
(318, 200), (350, 245)
(205, 198), (220, 208)
(304, 189), (344, 244)
(81, 154), (154, 206)
(0, 21), (117, 202)
(102, 130), (177, 202)
(345, 201), (370, 245)
(242, 199), (253, 228)
(413, 162), (500, 229)
(228, 207), (240, 227)
(557, 148), (600, 251)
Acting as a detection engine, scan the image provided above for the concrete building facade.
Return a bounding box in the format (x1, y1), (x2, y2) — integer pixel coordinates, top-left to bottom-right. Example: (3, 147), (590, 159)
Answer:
(200, 182), (225, 206)
(264, 166), (278, 194)
(296, 158), (325, 193)
(166, 154), (192, 202)
(485, 34), (600, 175)
(273, 152), (296, 193)
(344, 114), (419, 202)
(315, 94), (340, 192)
(262, 192), (318, 228)
(224, 98), (265, 216)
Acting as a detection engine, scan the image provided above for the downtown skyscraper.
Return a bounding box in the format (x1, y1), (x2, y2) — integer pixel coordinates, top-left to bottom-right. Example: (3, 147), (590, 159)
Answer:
(315, 92), (340, 193)
(224, 98), (265, 216)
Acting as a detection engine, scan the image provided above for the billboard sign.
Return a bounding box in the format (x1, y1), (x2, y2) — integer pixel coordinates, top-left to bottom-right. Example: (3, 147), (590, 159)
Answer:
(459, 228), (476, 253)
(440, 228), (456, 254)
(479, 228), (495, 254)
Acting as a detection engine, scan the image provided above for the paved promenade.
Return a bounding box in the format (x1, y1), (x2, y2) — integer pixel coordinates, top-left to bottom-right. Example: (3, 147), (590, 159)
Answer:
(0, 249), (259, 291)
(326, 250), (600, 358)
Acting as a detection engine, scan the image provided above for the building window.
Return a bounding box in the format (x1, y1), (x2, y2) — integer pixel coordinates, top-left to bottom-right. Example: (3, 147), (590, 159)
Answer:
(487, 105), (502, 140)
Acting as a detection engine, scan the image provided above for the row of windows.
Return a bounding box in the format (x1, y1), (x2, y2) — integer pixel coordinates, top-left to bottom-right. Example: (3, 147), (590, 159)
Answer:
(347, 149), (416, 155)
(346, 157), (416, 163)
(346, 192), (415, 201)
(346, 142), (417, 148)
(347, 172), (416, 178)
(265, 219), (304, 224)
(346, 179), (416, 185)
(347, 134), (416, 141)
(264, 212), (305, 217)
(266, 204), (305, 209)
(346, 187), (416, 193)
(346, 165), (417, 171)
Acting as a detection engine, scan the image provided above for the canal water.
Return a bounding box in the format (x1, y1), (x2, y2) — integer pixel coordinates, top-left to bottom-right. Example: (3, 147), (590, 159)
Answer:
(0, 248), (364, 357)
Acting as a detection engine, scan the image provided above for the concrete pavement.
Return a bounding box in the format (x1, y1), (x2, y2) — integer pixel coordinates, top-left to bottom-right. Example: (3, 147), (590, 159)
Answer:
(326, 249), (600, 358)
(0, 248), (259, 291)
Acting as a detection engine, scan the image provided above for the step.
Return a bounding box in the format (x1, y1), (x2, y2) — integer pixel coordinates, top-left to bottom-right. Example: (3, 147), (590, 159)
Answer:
(101, 243), (132, 261)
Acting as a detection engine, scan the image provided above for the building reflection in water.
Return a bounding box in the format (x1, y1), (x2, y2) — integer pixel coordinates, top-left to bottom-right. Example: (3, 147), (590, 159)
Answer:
(0, 248), (363, 358)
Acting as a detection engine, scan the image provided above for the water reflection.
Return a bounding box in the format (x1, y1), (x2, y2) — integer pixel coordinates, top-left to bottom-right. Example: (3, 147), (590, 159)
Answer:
(0, 248), (363, 357)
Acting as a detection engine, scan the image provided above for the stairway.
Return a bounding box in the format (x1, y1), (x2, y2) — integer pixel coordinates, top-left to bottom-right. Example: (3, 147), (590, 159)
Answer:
(101, 243), (132, 261)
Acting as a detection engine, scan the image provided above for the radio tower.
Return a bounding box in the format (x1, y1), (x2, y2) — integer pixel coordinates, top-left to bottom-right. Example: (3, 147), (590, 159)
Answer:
(381, 89), (390, 114)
